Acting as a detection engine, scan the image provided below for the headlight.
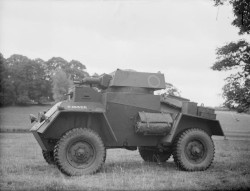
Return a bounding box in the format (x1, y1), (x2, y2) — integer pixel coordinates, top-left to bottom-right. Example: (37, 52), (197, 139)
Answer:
(29, 114), (38, 123)
(38, 112), (46, 122)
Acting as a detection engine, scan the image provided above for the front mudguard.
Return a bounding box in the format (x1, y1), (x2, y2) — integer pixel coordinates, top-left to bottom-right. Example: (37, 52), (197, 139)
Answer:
(30, 101), (117, 151)
(30, 102), (62, 150)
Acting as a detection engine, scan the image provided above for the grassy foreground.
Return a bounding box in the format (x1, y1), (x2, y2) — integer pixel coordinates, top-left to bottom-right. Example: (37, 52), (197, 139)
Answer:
(0, 105), (51, 132)
(0, 133), (250, 191)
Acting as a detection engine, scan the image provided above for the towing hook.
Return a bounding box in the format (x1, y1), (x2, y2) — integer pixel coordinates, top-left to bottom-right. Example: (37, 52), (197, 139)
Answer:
(30, 114), (38, 123)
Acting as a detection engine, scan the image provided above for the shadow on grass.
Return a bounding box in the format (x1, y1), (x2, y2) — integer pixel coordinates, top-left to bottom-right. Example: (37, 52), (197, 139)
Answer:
(26, 163), (56, 172)
(103, 160), (176, 174)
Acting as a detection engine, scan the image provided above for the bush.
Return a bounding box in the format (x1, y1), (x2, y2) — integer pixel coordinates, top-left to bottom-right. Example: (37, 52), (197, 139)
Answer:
(0, 93), (14, 106)
(16, 95), (32, 106)
(38, 96), (52, 105)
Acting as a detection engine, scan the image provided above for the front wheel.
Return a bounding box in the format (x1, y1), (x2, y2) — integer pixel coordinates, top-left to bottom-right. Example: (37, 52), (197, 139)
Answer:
(42, 150), (55, 165)
(173, 128), (214, 171)
(54, 128), (106, 176)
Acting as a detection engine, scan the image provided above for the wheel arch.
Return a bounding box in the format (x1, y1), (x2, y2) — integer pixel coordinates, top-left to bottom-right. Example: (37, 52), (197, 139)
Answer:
(40, 112), (117, 151)
(161, 114), (224, 144)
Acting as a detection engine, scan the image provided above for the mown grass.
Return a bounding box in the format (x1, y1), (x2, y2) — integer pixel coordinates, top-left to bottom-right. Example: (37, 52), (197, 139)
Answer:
(0, 133), (250, 191)
(0, 106), (250, 190)
(0, 105), (51, 132)
(216, 110), (250, 132)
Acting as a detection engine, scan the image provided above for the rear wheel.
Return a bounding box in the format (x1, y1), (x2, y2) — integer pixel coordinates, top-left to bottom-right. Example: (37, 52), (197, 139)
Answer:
(173, 128), (214, 171)
(138, 146), (172, 163)
(54, 128), (106, 176)
(42, 150), (55, 165)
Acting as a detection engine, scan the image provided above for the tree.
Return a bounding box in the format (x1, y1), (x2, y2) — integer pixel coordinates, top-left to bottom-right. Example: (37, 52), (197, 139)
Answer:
(212, 0), (250, 112)
(46, 57), (88, 81)
(5, 54), (32, 105)
(0, 53), (88, 105)
(45, 57), (68, 79)
(164, 82), (181, 96)
(214, 0), (250, 35)
(67, 60), (88, 81)
(212, 40), (250, 112)
(156, 82), (181, 98)
(28, 58), (52, 104)
(3, 54), (51, 105)
(52, 69), (73, 102)
(46, 57), (88, 101)
(0, 53), (15, 105)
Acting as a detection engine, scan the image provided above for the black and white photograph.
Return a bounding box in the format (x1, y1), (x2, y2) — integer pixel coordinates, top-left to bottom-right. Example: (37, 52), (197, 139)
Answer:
(0, 0), (249, 190)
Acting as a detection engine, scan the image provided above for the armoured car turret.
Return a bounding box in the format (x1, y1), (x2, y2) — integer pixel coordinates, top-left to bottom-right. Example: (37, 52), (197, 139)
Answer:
(30, 69), (224, 176)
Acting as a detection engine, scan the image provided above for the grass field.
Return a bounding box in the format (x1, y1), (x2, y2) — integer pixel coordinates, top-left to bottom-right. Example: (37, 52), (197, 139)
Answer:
(1, 106), (250, 137)
(0, 105), (51, 132)
(0, 133), (250, 191)
(0, 106), (250, 190)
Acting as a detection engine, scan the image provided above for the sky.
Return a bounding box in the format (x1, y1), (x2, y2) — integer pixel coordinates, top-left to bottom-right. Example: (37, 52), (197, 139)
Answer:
(0, 0), (249, 107)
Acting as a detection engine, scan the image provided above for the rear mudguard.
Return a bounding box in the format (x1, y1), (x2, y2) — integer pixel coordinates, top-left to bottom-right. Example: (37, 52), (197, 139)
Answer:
(30, 101), (117, 151)
(161, 113), (224, 145)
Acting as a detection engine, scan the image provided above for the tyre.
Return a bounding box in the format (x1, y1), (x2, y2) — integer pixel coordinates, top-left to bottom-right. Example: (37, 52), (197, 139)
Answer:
(173, 128), (214, 171)
(54, 128), (106, 176)
(42, 150), (55, 165)
(138, 146), (172, 163)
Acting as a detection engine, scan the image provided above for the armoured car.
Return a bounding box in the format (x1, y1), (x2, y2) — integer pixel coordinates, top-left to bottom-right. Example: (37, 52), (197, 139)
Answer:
(30, 69), (224, 176)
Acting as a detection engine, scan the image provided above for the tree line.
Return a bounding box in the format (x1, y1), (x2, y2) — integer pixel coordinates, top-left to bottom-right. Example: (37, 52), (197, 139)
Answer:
(0, 53), (88, 106)
(0, 53), (182, 107)
(212, 0), (249, 113)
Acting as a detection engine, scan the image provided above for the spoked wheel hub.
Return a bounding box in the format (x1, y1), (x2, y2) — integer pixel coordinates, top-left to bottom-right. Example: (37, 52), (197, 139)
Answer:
(185, 140), (205, 163)
(67, 141), (95, 168)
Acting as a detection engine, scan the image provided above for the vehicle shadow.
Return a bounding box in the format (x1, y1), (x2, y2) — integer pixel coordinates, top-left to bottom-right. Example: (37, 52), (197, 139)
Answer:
(102, 160), (177, 174)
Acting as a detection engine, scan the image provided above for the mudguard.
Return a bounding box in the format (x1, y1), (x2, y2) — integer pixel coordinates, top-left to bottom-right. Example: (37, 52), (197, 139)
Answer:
(161, 113), (224, 144)
(30, 101), (117, 151)
(30, 101), (105, 133)
(30, 102), (62, 150)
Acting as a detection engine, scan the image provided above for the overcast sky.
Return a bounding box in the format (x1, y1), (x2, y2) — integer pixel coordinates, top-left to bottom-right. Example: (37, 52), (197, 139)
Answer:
(0, 0), (249, 107)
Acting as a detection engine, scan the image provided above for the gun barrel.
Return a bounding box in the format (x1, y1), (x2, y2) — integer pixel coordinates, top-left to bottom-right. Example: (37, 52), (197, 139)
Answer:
(83, 77), (101, 84)
(74, 74), (112, 89)
(74, 77), (101, 85)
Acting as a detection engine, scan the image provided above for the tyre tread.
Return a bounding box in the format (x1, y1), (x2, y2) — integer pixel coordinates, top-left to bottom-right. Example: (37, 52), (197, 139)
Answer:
(42, 150), (55, 165)
(173, 128), (215, 171)
(54, 128), (106, 176)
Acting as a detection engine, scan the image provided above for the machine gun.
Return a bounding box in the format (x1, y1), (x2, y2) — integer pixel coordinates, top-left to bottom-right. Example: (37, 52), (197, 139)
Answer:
(74, 74), (112, 89)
